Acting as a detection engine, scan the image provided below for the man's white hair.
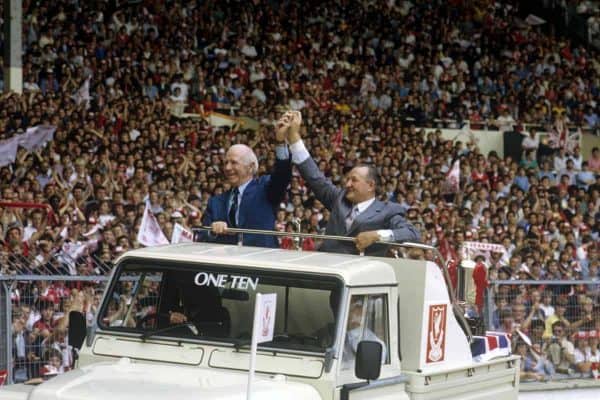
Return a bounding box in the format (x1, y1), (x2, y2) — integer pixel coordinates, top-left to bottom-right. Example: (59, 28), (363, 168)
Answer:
(229, 144), (258, 174)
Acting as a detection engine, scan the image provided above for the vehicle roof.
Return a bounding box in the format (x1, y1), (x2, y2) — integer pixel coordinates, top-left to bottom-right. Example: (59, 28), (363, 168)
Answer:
(118, 243), (399, 287)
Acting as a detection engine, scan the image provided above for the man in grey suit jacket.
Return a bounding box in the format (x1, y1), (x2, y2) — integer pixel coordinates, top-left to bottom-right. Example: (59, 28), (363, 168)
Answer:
(284, 112), (420, 256)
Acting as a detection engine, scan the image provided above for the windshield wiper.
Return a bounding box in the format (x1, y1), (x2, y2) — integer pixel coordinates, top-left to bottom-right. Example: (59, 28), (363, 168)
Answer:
(140, 323), (199, 341)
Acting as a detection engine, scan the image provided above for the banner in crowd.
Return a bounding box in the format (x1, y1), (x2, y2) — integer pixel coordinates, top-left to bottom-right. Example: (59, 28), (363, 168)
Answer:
(461, 241), (506, 261)
(0, 125), (56, 167)
(171, 223), (193, 244)
(237, 116), (260, 131)
(208, 112), (241, 128)
(137, 205), (169, 247)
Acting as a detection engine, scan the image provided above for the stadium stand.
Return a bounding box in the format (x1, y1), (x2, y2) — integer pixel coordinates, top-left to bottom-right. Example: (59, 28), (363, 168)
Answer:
(0, 0), (598, 381)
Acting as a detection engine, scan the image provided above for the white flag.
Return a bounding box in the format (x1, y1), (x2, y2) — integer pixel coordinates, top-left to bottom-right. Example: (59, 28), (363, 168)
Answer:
(442, 159), (460, 194)
(208, 111), (240, 128)
(137, 205), (169, 247)
(516, 329), (532, 347)
(171, 222), (193, 244)
(525, 14), (546, 26)
(73, 76), (91, 108)
(0, 136), (20, 167)
(254, 293), (277, 344)
(19, 126), (56, 151)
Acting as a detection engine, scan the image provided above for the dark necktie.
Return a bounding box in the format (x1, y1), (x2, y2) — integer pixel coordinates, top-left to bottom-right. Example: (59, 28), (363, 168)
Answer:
(228, 188), (239, 228)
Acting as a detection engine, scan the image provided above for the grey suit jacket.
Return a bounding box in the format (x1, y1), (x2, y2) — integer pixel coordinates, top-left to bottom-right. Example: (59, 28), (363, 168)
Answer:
(297, 157), (420, 256)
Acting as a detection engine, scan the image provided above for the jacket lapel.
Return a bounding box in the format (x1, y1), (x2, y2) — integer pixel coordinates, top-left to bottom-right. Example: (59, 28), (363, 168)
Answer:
(237, 179), (257, 226)
(348, 199), (383, 234)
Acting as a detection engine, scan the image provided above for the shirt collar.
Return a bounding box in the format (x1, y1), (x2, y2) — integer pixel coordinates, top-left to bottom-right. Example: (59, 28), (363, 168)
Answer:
(235, 179), (252, 197)
(354, 197), (376, 214)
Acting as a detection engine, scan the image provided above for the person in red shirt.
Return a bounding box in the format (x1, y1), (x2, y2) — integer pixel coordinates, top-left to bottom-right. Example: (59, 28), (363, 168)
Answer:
(472, 255), (488, 314)
(33, 299), (56, 337)
(471, 166), (490, 189)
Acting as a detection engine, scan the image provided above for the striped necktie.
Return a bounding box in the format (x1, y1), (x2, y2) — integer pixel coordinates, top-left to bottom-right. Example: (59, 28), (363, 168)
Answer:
(228, 188), (239, 228)
(345, 206), (359, 231)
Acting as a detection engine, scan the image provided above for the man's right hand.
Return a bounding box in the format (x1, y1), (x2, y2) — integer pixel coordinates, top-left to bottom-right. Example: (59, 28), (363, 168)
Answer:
(211, 221), (231, 235)
(354, 231), (380, 252)
(288, 111), (302, 144)
(275, 113), (291, 143)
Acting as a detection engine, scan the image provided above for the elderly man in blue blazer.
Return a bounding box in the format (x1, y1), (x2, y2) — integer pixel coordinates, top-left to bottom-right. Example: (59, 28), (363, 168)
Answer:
(285, 111), (420, 256)
(199, 120), (291, 248)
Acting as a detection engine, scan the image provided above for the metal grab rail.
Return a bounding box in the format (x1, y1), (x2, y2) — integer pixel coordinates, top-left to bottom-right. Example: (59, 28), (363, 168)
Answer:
(192, 226), (472, 341)
(193, 226), (451, 295)
(194, 225), (436, 251)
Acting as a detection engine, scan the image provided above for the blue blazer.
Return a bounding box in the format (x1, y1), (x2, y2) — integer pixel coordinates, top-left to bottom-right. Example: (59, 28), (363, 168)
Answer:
(199, 158), (291, 248)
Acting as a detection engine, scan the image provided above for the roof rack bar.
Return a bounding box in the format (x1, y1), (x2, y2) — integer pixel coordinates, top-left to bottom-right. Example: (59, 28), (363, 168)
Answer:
(194, 226), (432, 248)
(192, 226), (456, 302)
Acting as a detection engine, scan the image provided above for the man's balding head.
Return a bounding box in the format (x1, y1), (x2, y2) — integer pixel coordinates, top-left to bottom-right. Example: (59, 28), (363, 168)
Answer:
(224, 144), (258, 187)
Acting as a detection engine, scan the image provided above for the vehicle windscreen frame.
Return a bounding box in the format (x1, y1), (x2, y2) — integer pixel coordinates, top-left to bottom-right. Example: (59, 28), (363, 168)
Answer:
(96, 257), (345, 353)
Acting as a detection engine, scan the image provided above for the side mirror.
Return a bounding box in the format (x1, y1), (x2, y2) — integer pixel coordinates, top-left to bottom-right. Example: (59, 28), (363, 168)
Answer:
(355, 340), (382, 381)
(68, 311), (87, 350)
(341, 341), (383, 400)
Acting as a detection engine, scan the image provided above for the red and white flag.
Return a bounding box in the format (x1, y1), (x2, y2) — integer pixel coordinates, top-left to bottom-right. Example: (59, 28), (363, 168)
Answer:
(442, 159), (460, 194)
(548, 119), (580, 152)
(171, 223), (193, 244)
(254, 293), (277, 344)
(247, 293), (277, 400)
(137, 205), (169, 247)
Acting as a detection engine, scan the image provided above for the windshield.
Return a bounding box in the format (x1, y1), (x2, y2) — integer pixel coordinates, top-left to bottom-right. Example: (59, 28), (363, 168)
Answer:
(98, 260), (342, 353)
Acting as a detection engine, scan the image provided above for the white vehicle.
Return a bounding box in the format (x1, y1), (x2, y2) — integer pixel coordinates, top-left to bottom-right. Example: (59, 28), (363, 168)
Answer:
(0, 237), (521, 400)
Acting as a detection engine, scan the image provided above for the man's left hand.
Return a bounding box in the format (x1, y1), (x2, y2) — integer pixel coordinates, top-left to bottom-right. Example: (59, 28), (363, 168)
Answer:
(169, 312), (187, 324)
(354, 231), (380, 252)
(275, 112), (292, 143)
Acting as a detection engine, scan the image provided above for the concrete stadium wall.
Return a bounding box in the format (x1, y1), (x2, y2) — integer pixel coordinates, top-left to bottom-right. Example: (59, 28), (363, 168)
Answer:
(422, 128), (506, 158)
(422, 128), (597, 161)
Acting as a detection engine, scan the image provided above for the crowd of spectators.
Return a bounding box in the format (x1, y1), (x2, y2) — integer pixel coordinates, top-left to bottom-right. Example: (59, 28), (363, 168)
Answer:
(0, 0), (599, 381)
(10, 285), (98, 380)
